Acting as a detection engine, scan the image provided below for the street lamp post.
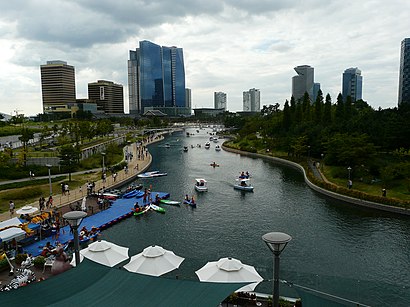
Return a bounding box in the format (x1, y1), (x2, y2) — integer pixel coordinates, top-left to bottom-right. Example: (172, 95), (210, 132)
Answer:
(347, 166), (352, 180)
(321, 153), (324, 171)
(63, 211), (87, 266)
(101, 152), (106, 173)
(46, 164), (52, 196)
(262, 232), (292, 307)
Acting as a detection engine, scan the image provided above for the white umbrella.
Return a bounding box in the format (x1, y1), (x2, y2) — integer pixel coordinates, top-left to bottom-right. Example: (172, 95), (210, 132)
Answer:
(70, 253), (84, 267)
(123, 245), (184, 276)
(195, 257), (263, 292)
(16, 205), (38, 215)
(80, 240), (129, 267)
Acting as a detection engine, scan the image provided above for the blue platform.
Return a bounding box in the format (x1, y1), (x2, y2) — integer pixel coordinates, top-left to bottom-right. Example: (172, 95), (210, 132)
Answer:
(24, 192), (170, 256)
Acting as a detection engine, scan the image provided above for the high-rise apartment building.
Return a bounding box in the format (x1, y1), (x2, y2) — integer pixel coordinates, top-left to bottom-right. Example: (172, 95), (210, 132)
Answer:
(185, 88), (192, 110)
(214, 92), (227, 110)
(342, 67), (362, 102)
(292, 65), (315, 101)
(40, 60), (76, 113)
(88, 80), (124, 114)
(243, 88), (260, 112)
(128, 40), (186, 115)
(398, 38), (410, 105)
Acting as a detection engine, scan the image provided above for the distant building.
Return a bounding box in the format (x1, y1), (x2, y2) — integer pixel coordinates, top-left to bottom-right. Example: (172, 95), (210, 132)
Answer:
(243, 88), (260, 112)
(193, 108), (225, 117)
(342, 67), (362, 102)
(185, 88), (192, 110)
(75, 99), (98, 114)
(292, 65), (314, 101)
(398, 38), (410, 105)
(40, 60), (76, 114)
(88, 80), (124, 114)
(128, 40), (187, 115)
(214, 92), (227, 110)
(313, 82), (321, 102)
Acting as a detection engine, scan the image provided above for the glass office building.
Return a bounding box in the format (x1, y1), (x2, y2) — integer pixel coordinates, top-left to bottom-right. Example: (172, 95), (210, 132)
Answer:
(398, 38), (410, 106)
(342, 67), (362, 102)
(128, 40), (186, 114)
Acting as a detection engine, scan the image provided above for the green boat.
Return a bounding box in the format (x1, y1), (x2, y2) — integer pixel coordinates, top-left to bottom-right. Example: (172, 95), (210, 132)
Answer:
(150, 204), (166, 213)
(159, 199), (181, 206)
(133, 206), (150, 216)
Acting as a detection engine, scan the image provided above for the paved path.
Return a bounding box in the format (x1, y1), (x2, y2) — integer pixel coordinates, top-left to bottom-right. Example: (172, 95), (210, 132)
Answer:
(0, 136), (163, 223)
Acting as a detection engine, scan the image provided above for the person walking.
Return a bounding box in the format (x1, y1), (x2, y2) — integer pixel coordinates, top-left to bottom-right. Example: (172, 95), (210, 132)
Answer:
(9, 200), (15, 217)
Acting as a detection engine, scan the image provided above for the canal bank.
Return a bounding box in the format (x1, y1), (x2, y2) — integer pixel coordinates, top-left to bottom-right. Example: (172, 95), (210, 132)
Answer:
(222, 144), (410, 216)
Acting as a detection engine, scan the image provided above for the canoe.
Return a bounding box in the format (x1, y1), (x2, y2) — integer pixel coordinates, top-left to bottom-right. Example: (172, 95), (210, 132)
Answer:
(134, 206), (150, 216)
(138, 171), (168, 178)
(150, 204), (166, 213)
(183, 200), (197, 207)
(122, 190), (138, 198)
(160, 199), (181, 206)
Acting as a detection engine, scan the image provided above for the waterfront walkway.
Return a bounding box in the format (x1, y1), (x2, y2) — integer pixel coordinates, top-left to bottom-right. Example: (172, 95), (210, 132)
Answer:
(0, 136), (162, 223)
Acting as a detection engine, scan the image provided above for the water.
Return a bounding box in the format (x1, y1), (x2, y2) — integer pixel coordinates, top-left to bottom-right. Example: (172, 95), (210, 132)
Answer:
(102, 128), (410, 306)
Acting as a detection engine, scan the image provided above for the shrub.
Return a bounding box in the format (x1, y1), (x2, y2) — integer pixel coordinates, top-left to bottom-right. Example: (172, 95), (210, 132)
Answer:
(33, 256), (45, 269)
(0, 258), (9, 272)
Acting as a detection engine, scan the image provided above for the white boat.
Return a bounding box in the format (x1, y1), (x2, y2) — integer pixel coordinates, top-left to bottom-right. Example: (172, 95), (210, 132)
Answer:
(233, 178), (254, 192)
(137, 171), (168, 178)
(215, 145), (221, 151)
(165, 143), (171, 148)
(194, 178), (208, 192)
(204, 142), (211, 149)
(213, 138), (219, 143)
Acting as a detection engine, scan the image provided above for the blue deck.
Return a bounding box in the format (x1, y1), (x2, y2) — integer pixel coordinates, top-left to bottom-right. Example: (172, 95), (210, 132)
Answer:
(24, 192), (170, 256)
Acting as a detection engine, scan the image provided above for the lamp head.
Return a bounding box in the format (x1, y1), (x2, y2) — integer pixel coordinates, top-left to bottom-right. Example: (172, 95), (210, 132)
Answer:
(63, 211), (87, 227)
(262, 232), (292, 255)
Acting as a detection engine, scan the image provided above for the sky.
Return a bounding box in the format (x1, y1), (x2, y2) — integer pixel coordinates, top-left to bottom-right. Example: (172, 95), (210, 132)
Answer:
(0, 0), (409, 116)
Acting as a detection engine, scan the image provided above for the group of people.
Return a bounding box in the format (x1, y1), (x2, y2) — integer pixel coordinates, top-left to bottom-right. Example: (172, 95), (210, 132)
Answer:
(239, 171), (250, 179)
(38, 195), (53, 211)
(79, 225), (98, 240)
(184, 194), (196, 205)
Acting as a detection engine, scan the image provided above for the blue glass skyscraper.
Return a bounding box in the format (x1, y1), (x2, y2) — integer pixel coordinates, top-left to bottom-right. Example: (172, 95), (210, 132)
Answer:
(128, 40), (186, 114)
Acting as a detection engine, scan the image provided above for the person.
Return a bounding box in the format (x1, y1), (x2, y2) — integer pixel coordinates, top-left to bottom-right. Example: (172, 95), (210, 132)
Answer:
(51, 244), (71, 276)
(185, 194), (189, 201)
(382, 188), (387, 197)
(191, 196), (195, 205)
(133, 202), (139, 210)
(9, 200), (15, 217)
(64, 183), (70, 195)
(41, 242), (54, 257)
(48, 195), (53, 208)
(155, 194), (161, 204)
(348, 180), (353, 189)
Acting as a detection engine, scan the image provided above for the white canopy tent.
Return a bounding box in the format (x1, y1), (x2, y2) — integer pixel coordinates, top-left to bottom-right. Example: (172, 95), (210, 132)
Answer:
(0, 217), (26, 242)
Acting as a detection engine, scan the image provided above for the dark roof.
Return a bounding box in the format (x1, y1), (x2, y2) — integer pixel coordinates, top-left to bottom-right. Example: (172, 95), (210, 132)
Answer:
(1, 259), (245, 307)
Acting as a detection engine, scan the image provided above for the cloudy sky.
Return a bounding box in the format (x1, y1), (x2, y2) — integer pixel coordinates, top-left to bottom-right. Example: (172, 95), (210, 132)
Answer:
(0, 0), (408, 115)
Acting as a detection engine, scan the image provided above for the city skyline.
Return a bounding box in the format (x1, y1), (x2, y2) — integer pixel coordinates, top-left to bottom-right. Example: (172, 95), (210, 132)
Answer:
(0, 1), (409, 115)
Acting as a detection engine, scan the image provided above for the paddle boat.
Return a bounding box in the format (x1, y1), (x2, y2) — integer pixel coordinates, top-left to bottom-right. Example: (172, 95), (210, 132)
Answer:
(194, 178), (208, 192)
(215, 145), (221, 151)
(210, 162), (220, 167)
(204, 142), (211, 149)
(159, 199), (181, 206)
(213, 138), (219, 143)
(183, 199), (196, 207)
(150, 204), (166, 213)
(233, 178), (254, 192)
(137, 171), (168, 178)
(183, 146), (188, 152)
(165, 143), (171, 148)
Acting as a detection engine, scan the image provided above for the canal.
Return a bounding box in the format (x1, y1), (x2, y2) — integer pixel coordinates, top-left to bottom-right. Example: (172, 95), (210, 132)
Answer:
(102, 128), (410, 306)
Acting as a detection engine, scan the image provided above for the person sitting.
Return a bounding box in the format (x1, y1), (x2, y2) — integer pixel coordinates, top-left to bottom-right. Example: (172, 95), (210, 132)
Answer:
(155, 194), (161, 204)
(80, 226), (89, 236)
(133, 202), (139, 210)
(185, 194), (189, 201)
(41, 242), (54, 257)
(240, 180), (247, 187)
(191, 196), (195, 205)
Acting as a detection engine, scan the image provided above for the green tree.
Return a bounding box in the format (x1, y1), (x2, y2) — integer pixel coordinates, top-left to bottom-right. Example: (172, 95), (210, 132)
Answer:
(314, 89), (324, 124)
(323, 93), (332, 125)
(18, 127), (34, 166)
(59, 145), (80, 181)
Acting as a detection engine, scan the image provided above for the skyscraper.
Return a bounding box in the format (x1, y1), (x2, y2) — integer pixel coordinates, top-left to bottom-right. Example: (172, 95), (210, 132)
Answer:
(40, 60), (76, 113)
(185, 88), (192, 110)
(243, 88), (260, 112)
(292, 65), (314, 101)
(128, 40), (186, 114)
(398, 38), (410, 105)
(88, 80), (124, 114)
(214, 92), (227, 110)
(342, 67), (362, 102)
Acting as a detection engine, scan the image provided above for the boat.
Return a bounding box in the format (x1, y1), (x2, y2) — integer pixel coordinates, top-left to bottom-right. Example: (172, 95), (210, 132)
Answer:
(137, 171), (168, 178)
(186, 132), (190, 137)
(80, 231), (100, 243)
(102, 192), (119, 200)
(183, 146), (188, 152)
(165, 143), (171, 148)
(183, 199), (196, 207)
(213, 138), (219, 143)
(204, 142), (211, 149)
(159, 199), (181, 206)
(210, 162), (220, 167)
(122, 190), (139, 198)
(233, 178), (254, 192)
(194, 178), (208, 192)
(133, 205), (150, 216)
(150, 204), (166, 213)
(215, 145), (221, 151)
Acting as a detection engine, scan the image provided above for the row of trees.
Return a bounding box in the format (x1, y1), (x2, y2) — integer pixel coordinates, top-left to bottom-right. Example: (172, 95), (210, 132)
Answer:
(224, 92), (410, 188)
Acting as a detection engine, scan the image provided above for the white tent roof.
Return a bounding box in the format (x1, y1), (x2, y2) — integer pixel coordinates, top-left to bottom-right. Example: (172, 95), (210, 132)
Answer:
(0, 217), (26, 242)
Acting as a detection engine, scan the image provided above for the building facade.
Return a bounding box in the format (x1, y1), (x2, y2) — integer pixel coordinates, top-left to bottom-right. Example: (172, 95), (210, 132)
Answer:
(292, 65), (314, 101)
(214, 92), (227, 110)
(243, 88), (260, 112)
(342, 67), (362, 102)
(40, 60), (76, 114)
(88, 80), (124, 114)
(398, 38), (410, 105)
(128, 40), (186, 114)
(185, 88), (192, 110)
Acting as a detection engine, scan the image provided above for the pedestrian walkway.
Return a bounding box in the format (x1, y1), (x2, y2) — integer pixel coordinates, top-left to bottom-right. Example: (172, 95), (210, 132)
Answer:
(0, 136), (163, 223)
